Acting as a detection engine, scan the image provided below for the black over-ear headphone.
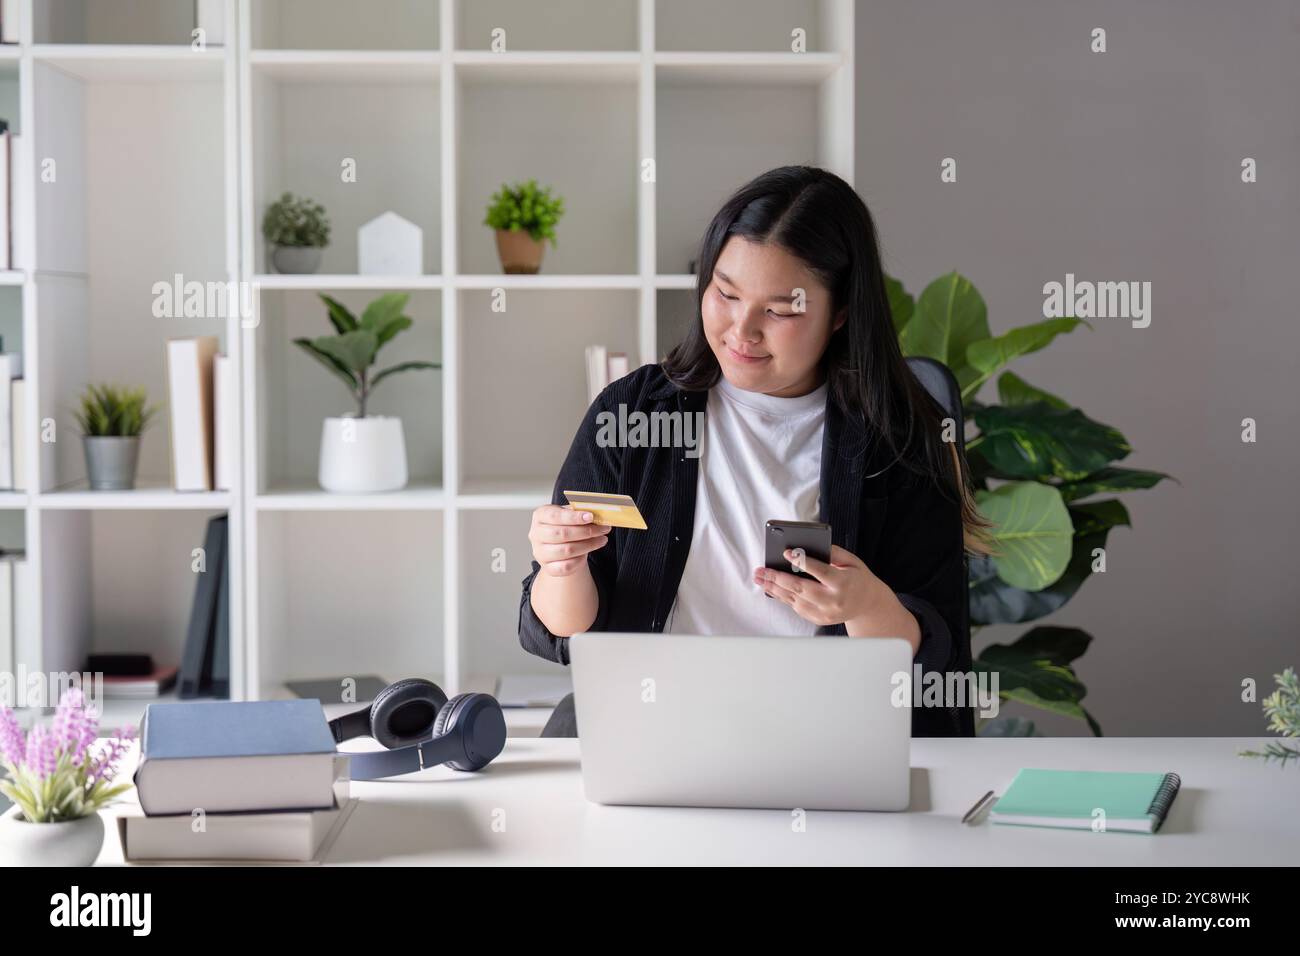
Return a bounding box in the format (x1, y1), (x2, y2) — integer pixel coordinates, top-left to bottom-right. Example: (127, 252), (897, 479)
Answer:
(328, 678), (507, 780)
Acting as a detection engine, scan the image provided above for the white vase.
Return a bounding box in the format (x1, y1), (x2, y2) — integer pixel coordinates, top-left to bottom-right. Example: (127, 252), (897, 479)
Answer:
(0, 804), (106, 867)
(318, 415), (408, 493)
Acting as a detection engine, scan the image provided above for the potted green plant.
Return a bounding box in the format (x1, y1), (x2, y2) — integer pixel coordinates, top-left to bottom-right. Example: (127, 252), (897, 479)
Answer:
(890, 272), (1174, 737)
(263, 191), (331, 274)
(0, 687), (136, 866)
(294, 292), (440, 493)
(72, 383), (158, 491)
(484, 179), (565, 274)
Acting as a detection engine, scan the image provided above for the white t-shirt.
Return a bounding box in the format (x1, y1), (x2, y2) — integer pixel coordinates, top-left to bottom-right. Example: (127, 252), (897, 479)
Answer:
(665, 373), (827, 636)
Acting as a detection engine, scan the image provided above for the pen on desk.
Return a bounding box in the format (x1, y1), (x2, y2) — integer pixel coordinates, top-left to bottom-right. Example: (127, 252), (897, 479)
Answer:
(962, 790), (995, 824)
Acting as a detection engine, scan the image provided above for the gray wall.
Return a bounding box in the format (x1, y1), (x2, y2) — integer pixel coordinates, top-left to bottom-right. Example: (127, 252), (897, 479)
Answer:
(856, 0), (1300, 735)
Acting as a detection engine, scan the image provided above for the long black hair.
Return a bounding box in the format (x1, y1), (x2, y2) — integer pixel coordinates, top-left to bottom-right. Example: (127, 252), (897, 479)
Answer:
(662, 165), (989, 553)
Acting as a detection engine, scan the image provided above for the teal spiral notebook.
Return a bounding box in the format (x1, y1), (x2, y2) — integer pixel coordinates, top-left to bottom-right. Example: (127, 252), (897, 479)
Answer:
(990, 769), (1182, 834)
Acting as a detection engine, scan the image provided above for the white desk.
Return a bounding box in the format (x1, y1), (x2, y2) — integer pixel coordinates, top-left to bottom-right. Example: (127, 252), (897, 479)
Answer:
(96, 736), (1298, 866)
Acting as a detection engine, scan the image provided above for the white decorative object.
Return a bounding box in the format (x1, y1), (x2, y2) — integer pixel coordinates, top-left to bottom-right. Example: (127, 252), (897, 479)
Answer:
(0, 805), (106, 867)
(358, 212), (422, 275)
(318, 416), (408, 493)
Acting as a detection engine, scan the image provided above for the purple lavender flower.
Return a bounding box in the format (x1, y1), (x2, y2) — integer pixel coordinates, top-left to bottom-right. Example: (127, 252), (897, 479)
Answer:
(24, 724), (57, 780)
(0, 706), (24, 768)
(51, 686), (83, 740)
(87, 726), (138, 785)
(49, 687), (100, 766)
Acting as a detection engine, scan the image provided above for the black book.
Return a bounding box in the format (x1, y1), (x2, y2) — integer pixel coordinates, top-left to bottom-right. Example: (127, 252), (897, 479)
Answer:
(210, 532), (230, 697)
(179, 515), (227, 698)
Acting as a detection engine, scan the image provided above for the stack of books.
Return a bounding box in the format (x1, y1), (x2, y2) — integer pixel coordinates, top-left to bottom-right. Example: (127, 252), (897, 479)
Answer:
(85, 653), (180, 700)
(117, 699), (357, 863)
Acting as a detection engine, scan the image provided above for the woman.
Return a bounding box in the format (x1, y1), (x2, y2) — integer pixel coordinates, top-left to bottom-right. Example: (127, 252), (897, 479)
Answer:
(519, 165), (988, 737)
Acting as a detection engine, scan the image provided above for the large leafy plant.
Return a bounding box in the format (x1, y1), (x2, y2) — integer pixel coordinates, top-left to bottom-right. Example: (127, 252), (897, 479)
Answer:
(891, 272), (1172, 736)
(294, 292), (440, 418)
(483, 179), (565, 245)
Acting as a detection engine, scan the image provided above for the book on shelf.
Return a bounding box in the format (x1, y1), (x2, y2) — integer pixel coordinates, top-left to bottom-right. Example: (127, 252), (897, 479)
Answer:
(7, 130), (22, 272)
(193, 0), (226, 47)
(0, 350), (20, 491)
(166, 336), (218, 491)
(179, 514), (227, 699)
(0, 552), (12, 695)
(102, 664), (180, 700)
(213, 353), (233, 491)
(10, 376), (23, 491)
(0, 1), (17, 44)
(0, 118), (9, 270)
(584, 345), (629, 406)
(6, 552), (34, 677)
(210, 543), (230, 697)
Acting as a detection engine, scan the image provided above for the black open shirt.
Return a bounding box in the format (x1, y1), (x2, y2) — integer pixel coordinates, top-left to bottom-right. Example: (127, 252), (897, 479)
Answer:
(518, 362), (974, 737)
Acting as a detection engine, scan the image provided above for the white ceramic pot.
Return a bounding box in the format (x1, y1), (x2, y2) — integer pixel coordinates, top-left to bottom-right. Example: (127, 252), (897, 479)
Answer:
(0, 804), (106, 867)
(318, 415), (408, 493)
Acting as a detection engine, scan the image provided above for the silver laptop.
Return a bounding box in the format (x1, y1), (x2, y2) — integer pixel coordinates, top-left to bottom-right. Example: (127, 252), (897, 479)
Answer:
(569, 633), (912, 811)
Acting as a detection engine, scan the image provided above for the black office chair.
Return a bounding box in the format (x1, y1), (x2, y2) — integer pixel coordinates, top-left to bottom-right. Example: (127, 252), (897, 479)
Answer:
(540, 357), (973, 739)
(905, 355), (965, 455)
(903, 355), (975, 737)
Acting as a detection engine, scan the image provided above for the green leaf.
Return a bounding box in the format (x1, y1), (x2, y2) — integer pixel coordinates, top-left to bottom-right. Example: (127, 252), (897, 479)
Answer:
(312, 329), (378, 374)
(1068, 499), (1131, 536)
(999, 625), (1093, 666)
(898, 272), (989, 375)
(970, 501), (1129, 625)
(374, 315), (413, 349)
(976, 628), (1101, 733)
(960, 317), (1086, 399)
(975, 647), (1085, 707)
(975, 623), (1105, 734)
(369, 360), (440, 390)
(996, 370), (1070, 409)
(318, 294), (358, 334)
(360, 292), (410, 333)
(1056, 466), (1173, 503)
(975, 481), (1073, 590)
(973, 402), (1131, 481)
(885, 274), (914, 335)
(293, 338), (359, 391)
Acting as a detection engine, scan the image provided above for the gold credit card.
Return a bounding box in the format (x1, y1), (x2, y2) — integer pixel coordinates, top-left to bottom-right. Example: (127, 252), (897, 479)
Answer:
(562, 490), (648, 530)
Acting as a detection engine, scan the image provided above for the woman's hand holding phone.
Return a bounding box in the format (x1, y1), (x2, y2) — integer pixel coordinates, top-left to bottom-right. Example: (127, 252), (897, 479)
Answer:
(753, 545), (922, 653)
(529, 504), (612, 578)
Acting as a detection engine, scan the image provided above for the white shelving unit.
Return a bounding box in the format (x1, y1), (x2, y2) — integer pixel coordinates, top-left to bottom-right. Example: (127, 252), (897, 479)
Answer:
(7, 0), (854, 735)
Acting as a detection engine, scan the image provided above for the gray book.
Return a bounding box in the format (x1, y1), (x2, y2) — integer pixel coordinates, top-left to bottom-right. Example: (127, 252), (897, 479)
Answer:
(134, 699), (340, 816)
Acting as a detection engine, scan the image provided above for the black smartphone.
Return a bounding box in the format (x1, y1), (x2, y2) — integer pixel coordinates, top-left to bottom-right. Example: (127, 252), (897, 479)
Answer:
(764, 519), (832, 581)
